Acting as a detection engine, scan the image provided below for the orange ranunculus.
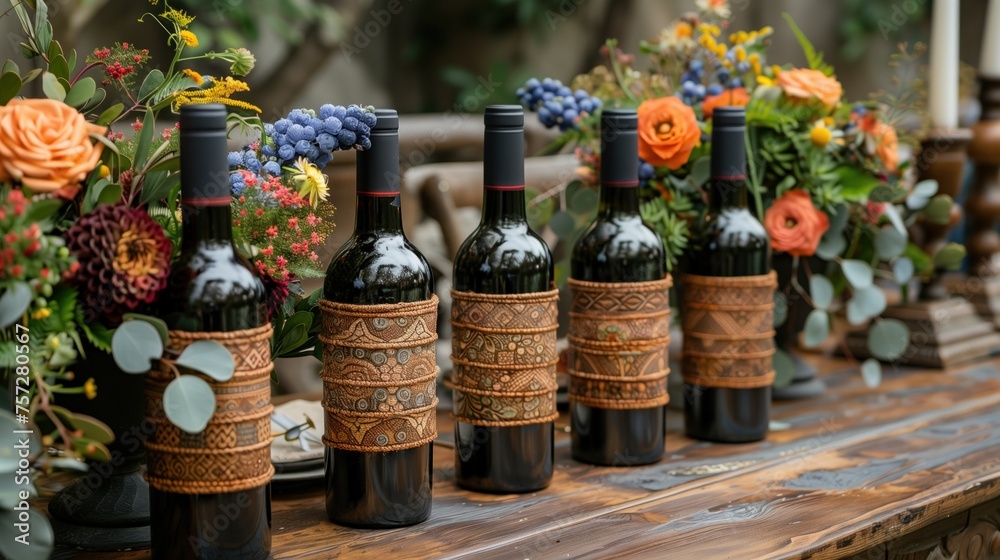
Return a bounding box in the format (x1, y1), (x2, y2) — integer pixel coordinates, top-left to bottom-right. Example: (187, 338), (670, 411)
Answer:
(0, 99), (107, 193)
(776, 68), (843, 108)
(637, 96), (701, 170)
(871, 120), (898, 173)
(764, 190), (830, 257)
(702, 87), (750, 118)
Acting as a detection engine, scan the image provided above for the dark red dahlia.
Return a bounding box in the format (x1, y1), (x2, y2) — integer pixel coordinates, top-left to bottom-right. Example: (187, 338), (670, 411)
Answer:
(259, 271), (290, 321)
(65, 204), (172, 325)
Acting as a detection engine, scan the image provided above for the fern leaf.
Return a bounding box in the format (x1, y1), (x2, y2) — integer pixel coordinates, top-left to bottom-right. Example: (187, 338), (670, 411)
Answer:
(782, 13), (834, 76)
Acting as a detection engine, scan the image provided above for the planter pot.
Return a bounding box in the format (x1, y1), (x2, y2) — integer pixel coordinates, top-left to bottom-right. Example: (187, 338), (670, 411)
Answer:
(47, 340), (151, 551)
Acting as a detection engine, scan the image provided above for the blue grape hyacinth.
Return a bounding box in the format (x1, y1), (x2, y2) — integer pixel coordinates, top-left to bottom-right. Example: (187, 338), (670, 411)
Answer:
(517, 77), (602, 132)
(265, 104), (376, 167)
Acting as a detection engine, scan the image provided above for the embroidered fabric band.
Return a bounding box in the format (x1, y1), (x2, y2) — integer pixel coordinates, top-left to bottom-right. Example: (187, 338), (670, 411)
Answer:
(681, 272), (777, 389)
(451, 289), (560, 427)
(145, 325), (275, 495)
(318, 296), (439, 452)
(567, 277), (672, 409)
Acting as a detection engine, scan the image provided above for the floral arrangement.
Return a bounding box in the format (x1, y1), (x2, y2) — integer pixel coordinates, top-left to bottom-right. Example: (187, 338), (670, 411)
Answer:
(518, 0), (958, 384)
(0, 0), (371, 548)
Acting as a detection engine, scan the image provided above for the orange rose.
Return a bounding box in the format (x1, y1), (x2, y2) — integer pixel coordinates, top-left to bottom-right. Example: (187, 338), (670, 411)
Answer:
(0, 99), (107, 193)
(764, 190), (830, 257)
(776, 68), (843, 108)
(637, 96), (701, 169)
(702, 87), (750, 118)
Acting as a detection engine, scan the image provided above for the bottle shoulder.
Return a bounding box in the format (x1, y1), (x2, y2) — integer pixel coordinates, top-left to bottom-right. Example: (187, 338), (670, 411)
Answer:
(161, 243), (266, 328)
(455, 223), (552, 269)
(571, 216), (666, 281)
(323, 232), (433, 302)
(704, 208), (769, 248)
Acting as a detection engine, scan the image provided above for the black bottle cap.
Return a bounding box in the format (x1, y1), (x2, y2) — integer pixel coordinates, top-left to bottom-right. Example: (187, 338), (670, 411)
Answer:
(710, 106), (747, 181)
(600, 109), (639, 187)
(483, 105), (525, 189)
(357, 109), (400, 195)
(179, 103), (230, 205)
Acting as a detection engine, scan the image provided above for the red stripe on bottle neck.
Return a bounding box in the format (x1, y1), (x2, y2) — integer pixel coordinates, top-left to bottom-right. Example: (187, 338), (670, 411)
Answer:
(484, 184), (525, 191)
(356, 191), (400, 197)
(601, 180), (640, 187)
(181, 196), (231, 206)
(712, 174), (747, 181)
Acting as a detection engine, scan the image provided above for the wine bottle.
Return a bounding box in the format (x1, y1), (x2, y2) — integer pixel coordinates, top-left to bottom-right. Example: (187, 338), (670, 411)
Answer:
(153, 104), (271, 559)
(452, 105), (555, 493)
(570, 108), (668, 465)
(684, 106), (771, 443)
(323, 109), (435, 527)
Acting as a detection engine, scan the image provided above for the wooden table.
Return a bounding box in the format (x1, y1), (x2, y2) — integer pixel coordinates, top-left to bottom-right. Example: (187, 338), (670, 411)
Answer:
(56, 355), (1000, 559)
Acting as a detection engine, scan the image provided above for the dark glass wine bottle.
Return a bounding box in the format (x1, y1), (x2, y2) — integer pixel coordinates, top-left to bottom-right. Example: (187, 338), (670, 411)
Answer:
(153, 104), (271, 560)
(453, 105), (554, 493)
(570, 109), (667, 465)
(684, 106), (771, 443)
(323, 109), (434, 527)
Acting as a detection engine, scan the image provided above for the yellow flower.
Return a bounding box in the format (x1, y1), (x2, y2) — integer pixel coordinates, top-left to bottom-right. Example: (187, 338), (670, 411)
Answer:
(32, 308), (51, 320)
(288, 157), (329, 208)
(675, 22), (693, 39)
(182, 69), (204, 85)
(98, 165), (110, 179)
(771, 65), (782, 76)
(756, 75), (774, 86)
(761, 26), (774, 36)
(162, 8), (194, 27)
(179, 30), (198, 48)
(810, 124), (832, 148)
(84, 378), (98, 400)
(735, 46), (747, 62)
(172, 77), (261, 113)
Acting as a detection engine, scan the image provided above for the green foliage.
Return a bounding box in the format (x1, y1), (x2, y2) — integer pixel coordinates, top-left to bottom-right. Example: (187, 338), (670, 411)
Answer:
(782, 13), (834, 76)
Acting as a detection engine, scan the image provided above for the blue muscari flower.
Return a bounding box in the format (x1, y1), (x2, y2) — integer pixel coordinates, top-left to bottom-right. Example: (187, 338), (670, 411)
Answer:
(306, 146), (321, 161)
(287, 124), (305, 143)
(342, 116), (361, 133)
(315, 153), (333, 168)
(294, 139), (312, 155)
(273, 119), (291, 134)
(309, 117), (325, 132)
(329, 105), (347, 120)
(261, 144), (275, 157)
(358, 136), (371, 150)
(278, 144), (295, 161)
(346, 105), (364, 121)
(288, 109), (309, 125)
(361, 112), (377, 128)
(317, 133), (337, 152)
(229, 173), (246, 196)
(227, 151), (244, 167)
(337, 129), (356, 148)
(263, 161), (281, 176)
(324, 117), (343, 134)
(319, 104), (337, 119)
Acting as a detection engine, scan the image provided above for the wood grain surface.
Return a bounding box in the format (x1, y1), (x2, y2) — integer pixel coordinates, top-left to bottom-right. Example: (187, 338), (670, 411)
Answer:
(51, 356), (1000, 559)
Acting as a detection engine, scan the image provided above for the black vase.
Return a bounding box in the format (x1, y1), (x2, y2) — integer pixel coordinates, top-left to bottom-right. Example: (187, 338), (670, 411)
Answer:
(771, 254), (825, 400)
(47, 340), (151, 551)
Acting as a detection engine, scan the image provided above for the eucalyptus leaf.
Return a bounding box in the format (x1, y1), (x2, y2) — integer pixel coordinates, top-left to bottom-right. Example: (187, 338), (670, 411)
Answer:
(828, 203), (849, 234)
(923, 195), (953, 225)
(176, 341), (235, 382)
(0, 410), (25, 472)
(883, 204), (906, 235)
(122, 313), (169, 344)
(893, 257), (914, 284)
(867, 318), (910, 361)
(875, 226), (907, 260)
(48, 53), (68, 82)
(0, 282), (32, 330)
(96, 103), (125, 126)
(41, 71), (65, 101)
(63, 76), (96, 108)
(549, 210), (577, 239)
(61, 412), (114, 445)
(773, 291), (788, 327)
(80, 87), (106, 113)
(860, 358), (882, 388)
(841, 259), (873, 289)
(0, 72), (22, 105)
(803, 309), (829, 347)
(163, 376), (216, 434)
(816, 233), (846, 260)
(847, 285), (887, 325)
(138, 69), (165, 102)
(912, 179), (938, 198)
(809, 274), (834, 310)
(111, 320), (163, 374)
(933, 242), (966, 271)
(0, 474), (33, 509)
(773, 349), (796, 388)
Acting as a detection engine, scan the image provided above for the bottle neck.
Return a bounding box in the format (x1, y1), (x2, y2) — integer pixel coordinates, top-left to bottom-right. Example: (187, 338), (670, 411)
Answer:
(354, 193), (403, 235)
(709, 178), (748, 214)
(599, 183), (641, 217)
(181, 203), (234, 250)
(481, 187), (526, 224)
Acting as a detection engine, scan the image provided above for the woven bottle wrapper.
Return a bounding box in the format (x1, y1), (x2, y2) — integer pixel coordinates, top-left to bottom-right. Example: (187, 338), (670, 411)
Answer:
(145, 324), (275, 495)
(318, 296), (439, 452)
(681, 272), (777, 389)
